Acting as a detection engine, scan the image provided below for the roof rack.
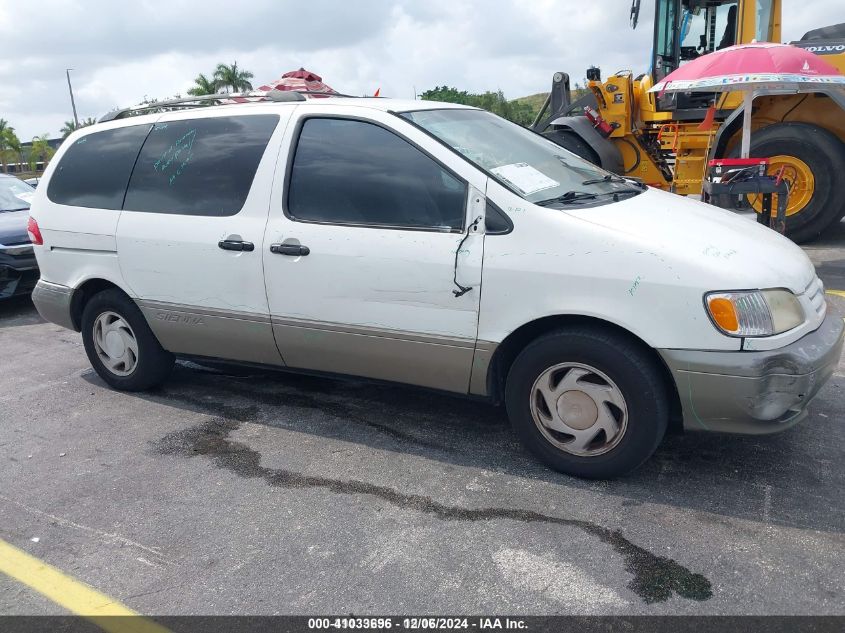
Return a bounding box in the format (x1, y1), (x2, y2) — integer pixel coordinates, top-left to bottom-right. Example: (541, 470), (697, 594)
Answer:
(99, 89), (359, 123)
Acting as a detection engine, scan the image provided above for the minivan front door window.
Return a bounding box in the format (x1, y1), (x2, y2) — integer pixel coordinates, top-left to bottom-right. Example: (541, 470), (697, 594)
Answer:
(287, 117), (467, 231)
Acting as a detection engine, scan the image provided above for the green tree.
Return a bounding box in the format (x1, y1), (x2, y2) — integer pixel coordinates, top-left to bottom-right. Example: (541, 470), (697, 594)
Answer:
(187, 73), (218, 96)
(0, 119), (13, 173)
(2, 129), (22, 174)
(29, 134), (55, 172)
(60, 117), (97, 138)
(419, 86), (473, 105)
(212, 62), (254, 93)
(420, 86), (535, 126)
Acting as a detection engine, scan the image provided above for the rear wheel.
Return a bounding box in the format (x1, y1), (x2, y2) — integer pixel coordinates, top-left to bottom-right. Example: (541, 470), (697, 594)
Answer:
(81, 289), (174, 391)
(505, 327), (669, 479)
(728, 122), (845, 243)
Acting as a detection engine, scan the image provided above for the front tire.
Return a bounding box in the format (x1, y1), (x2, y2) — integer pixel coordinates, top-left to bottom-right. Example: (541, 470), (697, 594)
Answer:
(81, 289), (174, 391)
(505, 327), (669, 479)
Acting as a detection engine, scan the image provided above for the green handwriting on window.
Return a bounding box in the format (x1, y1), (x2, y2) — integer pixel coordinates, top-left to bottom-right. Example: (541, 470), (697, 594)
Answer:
(153, 129), (197, 186)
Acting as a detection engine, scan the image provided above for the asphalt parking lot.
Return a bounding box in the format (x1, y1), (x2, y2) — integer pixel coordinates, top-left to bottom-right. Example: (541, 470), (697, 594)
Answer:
(1, 222), (844, 617)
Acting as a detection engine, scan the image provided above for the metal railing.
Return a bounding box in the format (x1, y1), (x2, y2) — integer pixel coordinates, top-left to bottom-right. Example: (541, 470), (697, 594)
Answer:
(99, 89), (358, 122)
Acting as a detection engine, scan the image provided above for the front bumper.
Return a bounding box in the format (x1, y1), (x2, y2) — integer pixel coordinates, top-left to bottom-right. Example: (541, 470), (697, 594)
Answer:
(659, 312), (844, 434)
(0, 243), (38, 299)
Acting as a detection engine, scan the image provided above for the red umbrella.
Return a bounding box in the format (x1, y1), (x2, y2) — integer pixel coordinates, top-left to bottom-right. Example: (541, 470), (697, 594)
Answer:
(651, 43), (845, 156)
(257, 68), (337, 95)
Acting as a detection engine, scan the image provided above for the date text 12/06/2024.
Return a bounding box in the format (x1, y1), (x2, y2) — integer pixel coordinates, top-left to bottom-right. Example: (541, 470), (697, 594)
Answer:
(307, 617), (527, 630)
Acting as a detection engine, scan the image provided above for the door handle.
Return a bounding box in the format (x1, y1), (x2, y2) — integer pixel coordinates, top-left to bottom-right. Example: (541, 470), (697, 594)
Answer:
(270, 243), (310, 256)
(218, 240), (254, 252)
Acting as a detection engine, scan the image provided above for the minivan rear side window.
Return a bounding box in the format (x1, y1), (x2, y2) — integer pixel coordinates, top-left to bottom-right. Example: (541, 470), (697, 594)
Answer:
(123, 114), (279, 217)
(287, 118), (467, 231)
(47, 125), (151, 210)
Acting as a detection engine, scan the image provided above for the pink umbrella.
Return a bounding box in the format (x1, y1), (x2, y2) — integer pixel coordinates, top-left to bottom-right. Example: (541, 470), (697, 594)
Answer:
(651, 43), (845, 157)
(257, 68), (337, 95)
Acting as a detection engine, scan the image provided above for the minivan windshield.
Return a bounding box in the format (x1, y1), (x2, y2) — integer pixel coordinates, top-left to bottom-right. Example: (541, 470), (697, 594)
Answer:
(400, 108), (643, 207)
(0, 177), (34, 212)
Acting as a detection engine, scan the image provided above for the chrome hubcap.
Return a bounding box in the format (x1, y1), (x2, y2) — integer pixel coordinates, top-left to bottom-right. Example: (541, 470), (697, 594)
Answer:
(93, 311), (139, 376)
(530, 363), (628, 457)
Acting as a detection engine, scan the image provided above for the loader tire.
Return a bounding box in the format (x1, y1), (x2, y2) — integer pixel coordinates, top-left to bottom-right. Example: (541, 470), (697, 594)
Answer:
(728, 122), (845, 243)
(544, 130), (601, 167)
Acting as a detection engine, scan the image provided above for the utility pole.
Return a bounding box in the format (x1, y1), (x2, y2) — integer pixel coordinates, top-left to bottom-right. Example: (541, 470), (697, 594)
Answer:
(66, 68), (79, 128)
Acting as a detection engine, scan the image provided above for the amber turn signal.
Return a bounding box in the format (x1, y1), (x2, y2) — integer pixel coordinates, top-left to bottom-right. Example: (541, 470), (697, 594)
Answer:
(707, 296), (739, 333)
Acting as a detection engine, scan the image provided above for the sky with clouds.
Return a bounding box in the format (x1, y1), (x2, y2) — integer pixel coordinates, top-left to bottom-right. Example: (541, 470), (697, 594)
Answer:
(1, 0), (841, 140)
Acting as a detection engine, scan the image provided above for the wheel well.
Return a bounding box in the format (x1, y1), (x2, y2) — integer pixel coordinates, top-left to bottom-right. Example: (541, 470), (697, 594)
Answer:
(69, 279), (122, 331)
(486, 315), (683, 433)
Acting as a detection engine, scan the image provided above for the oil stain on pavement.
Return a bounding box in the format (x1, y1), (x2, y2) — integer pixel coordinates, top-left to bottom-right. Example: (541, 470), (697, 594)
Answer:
(152, 396), (713, 605)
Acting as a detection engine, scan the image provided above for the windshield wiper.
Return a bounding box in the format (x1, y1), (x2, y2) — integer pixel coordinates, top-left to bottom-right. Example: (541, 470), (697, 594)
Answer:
(536, 191), (598, 206)
(582, 174), (648, 190)
(538, 188), (643, 206)
(0, 207), (30, 212)
(582, 174), (619, 185)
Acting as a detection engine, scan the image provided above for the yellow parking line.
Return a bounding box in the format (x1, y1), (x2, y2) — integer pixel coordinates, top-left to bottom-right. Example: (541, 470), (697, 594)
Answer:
(0, 538), (171, 633)
(826, 290), (845, 298)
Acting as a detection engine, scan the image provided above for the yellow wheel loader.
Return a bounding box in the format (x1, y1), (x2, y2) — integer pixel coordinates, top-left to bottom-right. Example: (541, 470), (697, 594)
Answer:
(531, 1), (845, 243)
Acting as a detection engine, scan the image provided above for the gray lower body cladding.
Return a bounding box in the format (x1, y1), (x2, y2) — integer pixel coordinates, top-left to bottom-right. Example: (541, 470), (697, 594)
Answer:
(138, 300), (284, 367)
(659, 312), (844, 434)
(31, 280), (75, 328)
(138, 302), (478, 394)
(34, 280), (844, 434)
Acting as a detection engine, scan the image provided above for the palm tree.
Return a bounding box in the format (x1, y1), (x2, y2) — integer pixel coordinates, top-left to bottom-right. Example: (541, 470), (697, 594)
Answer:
(60, 117), (97, 138)
(187, 73), (218, 96)
(0, 120), (13, 173)
(29, 134), (55, 172)
(213, 62), (254, 94)
(60, 120), (77, 138)
(3, 130), (21, 174)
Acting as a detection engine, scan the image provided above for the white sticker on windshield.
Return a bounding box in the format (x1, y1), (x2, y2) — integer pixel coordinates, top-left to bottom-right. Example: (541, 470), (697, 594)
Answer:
(15, 192), (34, 204)
(490, 163), (559, 196)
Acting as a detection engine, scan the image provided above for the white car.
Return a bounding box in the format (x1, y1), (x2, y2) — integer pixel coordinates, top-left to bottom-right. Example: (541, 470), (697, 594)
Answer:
(28, 97), (843, 478)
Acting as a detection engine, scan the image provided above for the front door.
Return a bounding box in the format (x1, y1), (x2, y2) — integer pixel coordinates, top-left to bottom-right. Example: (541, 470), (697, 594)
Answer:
(262, 108), (487, 393)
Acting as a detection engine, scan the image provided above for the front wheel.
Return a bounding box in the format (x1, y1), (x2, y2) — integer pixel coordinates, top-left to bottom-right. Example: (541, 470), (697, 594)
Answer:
(505, 327), (669, 479)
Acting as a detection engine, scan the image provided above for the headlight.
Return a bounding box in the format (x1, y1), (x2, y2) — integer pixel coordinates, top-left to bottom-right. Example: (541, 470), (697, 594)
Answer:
(705, 289), (804, 337)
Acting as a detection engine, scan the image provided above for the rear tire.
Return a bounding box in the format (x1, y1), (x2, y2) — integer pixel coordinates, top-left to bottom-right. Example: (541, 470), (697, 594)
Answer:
(505, 327), (669, 479)
(728, 122), (845, 243)
(81, 289), (174, 391)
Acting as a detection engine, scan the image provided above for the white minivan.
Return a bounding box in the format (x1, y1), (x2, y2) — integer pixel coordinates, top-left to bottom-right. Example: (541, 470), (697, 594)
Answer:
(29, 96), (843, 478)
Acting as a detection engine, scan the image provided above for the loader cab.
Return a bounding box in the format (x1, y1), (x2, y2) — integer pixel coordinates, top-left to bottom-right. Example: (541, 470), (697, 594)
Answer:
(643, 0), (780, 110)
